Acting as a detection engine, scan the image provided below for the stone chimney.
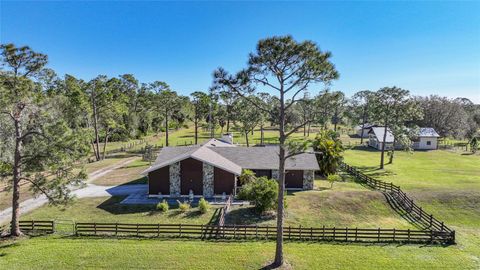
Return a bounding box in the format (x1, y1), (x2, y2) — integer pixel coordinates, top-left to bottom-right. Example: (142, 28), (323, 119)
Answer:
(220, 133), (233, 145)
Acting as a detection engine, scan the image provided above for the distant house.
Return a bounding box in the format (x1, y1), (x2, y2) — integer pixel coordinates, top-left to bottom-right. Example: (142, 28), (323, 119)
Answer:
(411, 128), (440, 150)
(368, 127), (440, 151)
(368, 127), (395, 150)
(355, 123), (378, 138)
(142, 134), (319, 198)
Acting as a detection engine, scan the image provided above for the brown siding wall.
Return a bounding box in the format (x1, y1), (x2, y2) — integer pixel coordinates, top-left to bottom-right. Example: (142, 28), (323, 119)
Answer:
(252, 169), (272, 179)
(285, 170), (303, 188)
(180, 158), (203, 195)
(148, 166), (170, 195)
(214, 167), (235, 195)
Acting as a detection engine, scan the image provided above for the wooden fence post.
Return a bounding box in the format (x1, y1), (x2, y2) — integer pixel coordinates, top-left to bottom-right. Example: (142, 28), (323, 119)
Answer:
(345, 227), (348, 241)
(377, 228), (380, 242)
(407, 229), (411, 242)
(393, 228), (396, 242)
(355, 227), (358, 241)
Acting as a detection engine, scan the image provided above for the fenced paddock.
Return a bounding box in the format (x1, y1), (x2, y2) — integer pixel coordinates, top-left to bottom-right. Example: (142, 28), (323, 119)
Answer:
(340, 162), (455, 243)
(74, 223), (453, 244)
(10, 220), (453, 244)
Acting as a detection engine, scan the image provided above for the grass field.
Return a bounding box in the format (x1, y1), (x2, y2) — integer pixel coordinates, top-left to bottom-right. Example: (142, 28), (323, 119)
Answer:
(21, 196), (219, 225)
(0, 236), (477, 270)
(227, 180), (414, 229)
(91, 159), (150, 186)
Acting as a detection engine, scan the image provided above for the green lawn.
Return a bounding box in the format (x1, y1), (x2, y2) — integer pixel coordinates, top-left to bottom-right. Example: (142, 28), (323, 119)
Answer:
(0, 236), (477, 270)
(227, 180), (415, 229)
(21, 196), (219, 225)
(91, 159), (150, 186)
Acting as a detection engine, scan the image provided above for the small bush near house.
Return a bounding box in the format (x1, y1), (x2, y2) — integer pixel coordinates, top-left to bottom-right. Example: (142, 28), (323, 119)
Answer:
(156, 200), (169, 212)
(177, 200), (190, 212)
(238, 176), (278, 213)
(238, 169), (256, 185)
(327, 174), (342, 188)
(198, 197), (210, 214)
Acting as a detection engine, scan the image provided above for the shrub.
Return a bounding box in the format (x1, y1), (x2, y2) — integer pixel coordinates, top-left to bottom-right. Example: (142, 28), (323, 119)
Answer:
(177, 200), (190, 212)
(239, 176), (278, 213)
(156, 200), (169, 212)
(327, 174), (342, 188)
(198, 197), (210, 214)
(238, 169), (257, 185)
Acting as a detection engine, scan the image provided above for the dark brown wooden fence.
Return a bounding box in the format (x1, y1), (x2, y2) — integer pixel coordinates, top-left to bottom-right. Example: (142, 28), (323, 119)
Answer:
(19, 220), (55, 233)
(217, 194), (233, 226)
(73, 222), (452, 244)
(339, 162), (455, 243)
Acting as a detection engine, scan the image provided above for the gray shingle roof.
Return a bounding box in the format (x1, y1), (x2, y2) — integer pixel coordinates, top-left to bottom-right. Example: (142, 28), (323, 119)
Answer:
(143, 144), (320, 175)
(418, 128), (440, 137)
(369, 127), (395, 143)
(143, 145), (242, 175)
(210, 146), (320, 170)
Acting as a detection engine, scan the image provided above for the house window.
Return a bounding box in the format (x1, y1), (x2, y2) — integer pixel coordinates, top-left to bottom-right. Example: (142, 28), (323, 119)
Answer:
(426, 141), (431, 146)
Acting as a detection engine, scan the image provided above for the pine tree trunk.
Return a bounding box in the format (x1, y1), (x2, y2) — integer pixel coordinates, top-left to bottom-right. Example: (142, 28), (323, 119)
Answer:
(102, 128), (109, 160)
(273, 88), (286, 268)
(194, 117), (198, 145)
(260, 124), (264, 145)
(92, 94), (101, 161)
(165, 110), (169, 147)
(380, 125), (388, 169)
(11, 119), (22, 236)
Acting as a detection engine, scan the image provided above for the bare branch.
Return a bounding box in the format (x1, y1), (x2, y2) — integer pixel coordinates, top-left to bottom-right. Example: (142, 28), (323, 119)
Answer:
(285, 120), (311, 138)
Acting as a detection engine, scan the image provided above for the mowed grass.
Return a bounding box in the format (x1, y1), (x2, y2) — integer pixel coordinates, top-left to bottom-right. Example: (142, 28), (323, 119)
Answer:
(343, 147), (480, 191)
(21, 196), (219, 225)
(91, 159), (150, 186)
(343, 146), (480, 269)
(0, 236), (477, 270)
(227, 180), (414, 229)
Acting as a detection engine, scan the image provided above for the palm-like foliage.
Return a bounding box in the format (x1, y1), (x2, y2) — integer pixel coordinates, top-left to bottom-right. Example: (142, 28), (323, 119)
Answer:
(312, 130), (344, 176)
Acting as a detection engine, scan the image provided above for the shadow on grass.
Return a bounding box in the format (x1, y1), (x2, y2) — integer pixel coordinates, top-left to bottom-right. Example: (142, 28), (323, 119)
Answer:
(96, 196), (155, 215)
(226, 207), (275, 225)
(352, 165), (396, 178)
(105, 153), (140, 159)
(118, 176), (148, 186)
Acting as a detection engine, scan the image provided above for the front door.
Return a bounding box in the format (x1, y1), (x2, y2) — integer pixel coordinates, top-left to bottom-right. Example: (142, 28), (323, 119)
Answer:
(180, 158), (203, 195)
(285, 170), (303, 189)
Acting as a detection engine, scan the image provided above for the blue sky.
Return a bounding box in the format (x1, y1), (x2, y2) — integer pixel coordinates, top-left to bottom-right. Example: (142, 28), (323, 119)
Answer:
(1, 1), (479, 102)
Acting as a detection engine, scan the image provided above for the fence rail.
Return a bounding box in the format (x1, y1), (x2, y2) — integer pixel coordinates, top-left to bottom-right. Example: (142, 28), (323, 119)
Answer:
(339, 162), (455, 243)
(19, 220), (55, 233)
(217, 194), (233, 226)
(70, 222), (452, 243)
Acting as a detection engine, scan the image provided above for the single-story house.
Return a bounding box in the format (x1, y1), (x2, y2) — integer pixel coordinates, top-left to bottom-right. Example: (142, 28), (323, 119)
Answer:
(355, 123), (378, 138)
(411, 128), (440, 150)
(142, 134), (319, 198)
(368, 127), (440, 151)
(368, 127), (395, 150)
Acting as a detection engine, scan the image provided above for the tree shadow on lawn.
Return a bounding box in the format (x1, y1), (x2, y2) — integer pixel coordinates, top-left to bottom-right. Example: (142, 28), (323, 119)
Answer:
(226, 207), (275, 225)
(97, 196), (155, 215)
(352, 165), (396, 178)
(117, 176), (148, 186)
